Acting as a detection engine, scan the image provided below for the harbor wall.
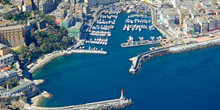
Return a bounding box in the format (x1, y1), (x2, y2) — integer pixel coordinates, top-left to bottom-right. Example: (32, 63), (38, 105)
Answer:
(27, 98), (132, 110)
(169, 38), (220, 53)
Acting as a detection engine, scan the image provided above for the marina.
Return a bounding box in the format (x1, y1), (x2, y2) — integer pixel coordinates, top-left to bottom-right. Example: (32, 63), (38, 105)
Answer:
(123, 13), (155, 32)
(87, 5), (122, 46)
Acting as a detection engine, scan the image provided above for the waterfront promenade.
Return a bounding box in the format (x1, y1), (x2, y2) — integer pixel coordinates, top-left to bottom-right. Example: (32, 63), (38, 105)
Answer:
(28, 49), (107, 73)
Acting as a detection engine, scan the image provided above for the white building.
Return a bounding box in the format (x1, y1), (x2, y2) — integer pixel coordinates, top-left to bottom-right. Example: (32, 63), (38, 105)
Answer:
(0, 70), (17, 85)
(0, 54), (14, 69)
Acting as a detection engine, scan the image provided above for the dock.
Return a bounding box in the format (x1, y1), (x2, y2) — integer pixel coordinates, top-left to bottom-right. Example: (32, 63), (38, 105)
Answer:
(121, 40), (161, 47)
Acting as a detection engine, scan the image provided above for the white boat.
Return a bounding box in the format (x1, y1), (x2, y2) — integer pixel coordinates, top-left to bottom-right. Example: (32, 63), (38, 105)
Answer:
(139, 28), (141, 32)
(128, 36), (133, 43)
(127, 25), (130, 31)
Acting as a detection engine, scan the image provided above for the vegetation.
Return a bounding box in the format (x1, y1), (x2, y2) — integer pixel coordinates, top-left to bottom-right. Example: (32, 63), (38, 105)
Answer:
(3, 78), (19, 89)
(17, 20), (72, 65)
(3, 11), (32, 21)
(44, 15), (56, 25)
(0, 0), (11, 5)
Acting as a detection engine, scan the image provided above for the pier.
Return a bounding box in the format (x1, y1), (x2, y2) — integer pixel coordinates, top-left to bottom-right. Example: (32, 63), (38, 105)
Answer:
(129, 47), (170, 74)
(121, 36), (162, 48)
(26, 90), (132, 110)
(121, 40), (160, 47)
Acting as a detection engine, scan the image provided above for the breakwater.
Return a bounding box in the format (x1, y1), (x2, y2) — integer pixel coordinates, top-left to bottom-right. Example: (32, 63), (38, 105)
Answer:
(129, 47), (169, 74)
(130, 38), (220, 74)
(26, 98), (132, 110)
(28, 49), (107, 73)
(169, 38), (220, 53)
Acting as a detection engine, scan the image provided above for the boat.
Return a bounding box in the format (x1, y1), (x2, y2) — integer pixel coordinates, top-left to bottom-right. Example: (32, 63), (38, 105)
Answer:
(123, 25), (126, 31)
(127, 9), (131, 13)
(127, 36), (133, 43)
(139, 37), (144, 41)
(132, 27), (135, 31)
(127, 25), (130, 31)
(139, 28), (141, 32)
(149, 25), (155, 31)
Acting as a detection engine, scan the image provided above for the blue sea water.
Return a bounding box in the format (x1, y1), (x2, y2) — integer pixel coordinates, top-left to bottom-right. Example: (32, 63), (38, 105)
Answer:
(33, 12), (220, 110)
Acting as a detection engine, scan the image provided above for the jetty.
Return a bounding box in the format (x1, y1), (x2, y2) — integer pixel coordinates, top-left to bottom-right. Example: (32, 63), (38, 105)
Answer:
(129, 46), (170, 74)
(26, 90), (132, 110)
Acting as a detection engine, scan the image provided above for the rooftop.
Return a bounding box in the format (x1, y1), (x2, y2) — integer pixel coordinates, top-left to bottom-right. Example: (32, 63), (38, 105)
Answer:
(0, 25), (24, 31)
(0, 53), (13, 60)
(7, 78), (34, 93)
(69, 22), (83, 29)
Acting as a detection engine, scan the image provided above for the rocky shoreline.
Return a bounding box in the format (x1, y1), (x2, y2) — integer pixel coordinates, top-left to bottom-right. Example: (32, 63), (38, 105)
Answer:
(169, 38), (220, 53)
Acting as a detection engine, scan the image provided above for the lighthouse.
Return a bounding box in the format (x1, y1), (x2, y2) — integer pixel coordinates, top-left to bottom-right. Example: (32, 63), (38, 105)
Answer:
(120, 89), (125, 100)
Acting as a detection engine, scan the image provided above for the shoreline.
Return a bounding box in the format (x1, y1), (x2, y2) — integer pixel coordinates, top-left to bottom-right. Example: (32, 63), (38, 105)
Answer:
(28, 49), (107, 74)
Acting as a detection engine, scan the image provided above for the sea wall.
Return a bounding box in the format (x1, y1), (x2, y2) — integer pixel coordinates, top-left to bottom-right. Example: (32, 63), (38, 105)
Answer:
(169, 38), (220, 53)
(28, 49), (107, 73)
(27, 98), (132, 110)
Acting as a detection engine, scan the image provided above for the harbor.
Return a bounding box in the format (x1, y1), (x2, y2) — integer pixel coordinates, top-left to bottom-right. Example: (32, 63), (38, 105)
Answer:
(28, 1), (220, 110)
(33, 2), (220, 110)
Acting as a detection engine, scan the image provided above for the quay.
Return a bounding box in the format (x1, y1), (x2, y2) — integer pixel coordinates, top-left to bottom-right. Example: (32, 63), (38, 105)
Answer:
(26, 90), (132, 110)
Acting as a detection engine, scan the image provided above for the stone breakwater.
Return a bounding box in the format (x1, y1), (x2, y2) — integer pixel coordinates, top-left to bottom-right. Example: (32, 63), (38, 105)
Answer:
(26, 98), (132, 110)
(28, 49), (107, 73)
(169, 38), (220, 53)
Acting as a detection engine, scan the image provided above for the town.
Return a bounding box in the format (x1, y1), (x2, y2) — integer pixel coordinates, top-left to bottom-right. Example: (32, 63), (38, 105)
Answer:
(0, 0), (218, 109)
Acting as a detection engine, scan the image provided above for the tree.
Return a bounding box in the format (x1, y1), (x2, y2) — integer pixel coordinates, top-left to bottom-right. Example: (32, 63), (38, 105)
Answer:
(45, 15), (55, 25)
(29, 43), (37, 53)
(62, 36), (69, 43)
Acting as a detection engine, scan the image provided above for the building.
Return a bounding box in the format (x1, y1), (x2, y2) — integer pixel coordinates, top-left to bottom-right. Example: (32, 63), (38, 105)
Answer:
(183, 18), (200, 35)
(50, 10), (66, 25)
(0, 5), (19, 17)
(0, 54), (14, 69)
(0, 43), (9, 57)
(85, 0), (119, 6)
(0, 70), (17, 85)
(0, 25), (25, 47)
(83, 4), (88, 15)
(68, 22), (83, 39)
(39, 0), (62, 13)
(196, 17), (209, 34)
(62, 14), (75, 29)
(206, 16), (218, 31)
(0, 78), (35, 98)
